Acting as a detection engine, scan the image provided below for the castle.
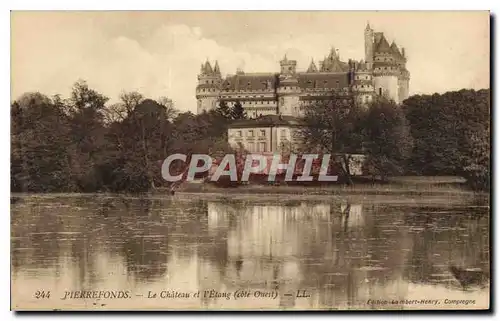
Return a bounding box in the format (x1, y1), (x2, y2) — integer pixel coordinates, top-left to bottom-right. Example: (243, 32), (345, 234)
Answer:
(195, 23), (410, 117)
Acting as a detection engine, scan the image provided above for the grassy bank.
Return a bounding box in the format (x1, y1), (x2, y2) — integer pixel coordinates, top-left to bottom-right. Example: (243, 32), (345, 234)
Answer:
(168, 176), (488, 198)
(10, 177), (489, 207)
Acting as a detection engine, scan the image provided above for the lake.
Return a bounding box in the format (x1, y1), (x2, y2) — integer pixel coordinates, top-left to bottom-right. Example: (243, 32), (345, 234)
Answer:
(10, 194), (490, 310)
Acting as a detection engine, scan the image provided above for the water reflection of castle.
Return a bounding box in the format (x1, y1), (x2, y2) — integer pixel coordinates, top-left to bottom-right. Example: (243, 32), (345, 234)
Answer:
(206, 202), (364, 282)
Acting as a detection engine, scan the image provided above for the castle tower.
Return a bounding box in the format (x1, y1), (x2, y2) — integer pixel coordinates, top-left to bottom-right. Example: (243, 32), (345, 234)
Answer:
(196, 60), (222, 113)
(279, 54), (297, 75)
(350, 59), (375, 107)
(278, 55), (300, 116)
(371, 31), (401, 103)
(396, 45), (410, 103)
(364, 22), (374, 70)
(365, 24), (411, 104)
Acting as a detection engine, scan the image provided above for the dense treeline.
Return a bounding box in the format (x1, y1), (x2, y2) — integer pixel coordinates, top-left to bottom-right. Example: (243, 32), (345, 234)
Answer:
(11, 80), (243, 193)
(10, 80), (490, 193)
(302, 89), (490, 191)
(403, 89), (490, 191)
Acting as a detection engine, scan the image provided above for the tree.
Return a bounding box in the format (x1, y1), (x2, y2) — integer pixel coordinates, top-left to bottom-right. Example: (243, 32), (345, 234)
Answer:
(215, 100), (232, 119)
(230, 100), (247, 120)
(403, 89), (490, 190)
(102, 91), (143, 124)
(114, 98), (173, 191)
(363, 97), (413, 182)
(11, 93), (74, 192)
(157, 96), (179, 121)
(301, 96), (365, 185)
(456, 89), (490, 191)
(403, 91), (464, 175)
(66, 80), (109, 192)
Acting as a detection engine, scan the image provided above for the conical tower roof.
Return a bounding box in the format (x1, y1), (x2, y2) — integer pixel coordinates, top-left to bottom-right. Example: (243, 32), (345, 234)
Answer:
(204, 60), (213, 74)
(390, 41), (404, 59)
(375, 34), (392, 53)
(307, 59), (318, 72)
(214, 60), (221, 75)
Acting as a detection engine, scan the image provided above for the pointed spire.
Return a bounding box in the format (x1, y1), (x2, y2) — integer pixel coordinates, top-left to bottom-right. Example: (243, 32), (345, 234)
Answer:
(307, 59), (318, 73)
(204, 60), (213, 74)
(329, 46), (336, 58)
(375, 34), (391, 53)
(200, 63), (205, 74)
(365, 21), (371, 30)
(214, 60), (221, 75)
(390, 41), (403, 59)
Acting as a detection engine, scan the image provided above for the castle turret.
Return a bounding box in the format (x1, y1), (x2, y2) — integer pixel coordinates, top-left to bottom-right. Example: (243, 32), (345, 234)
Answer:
(350, 59), (375, 107)
(371, 30), (404, 103)
(196, 60), (222, 113)
(278, 54), (300, 116)
(279, 54), (297, 75)
(364, 22), (374, 69)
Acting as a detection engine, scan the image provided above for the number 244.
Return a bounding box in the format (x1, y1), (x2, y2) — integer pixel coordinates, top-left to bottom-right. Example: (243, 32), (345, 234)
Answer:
(34, 291), (51, 299)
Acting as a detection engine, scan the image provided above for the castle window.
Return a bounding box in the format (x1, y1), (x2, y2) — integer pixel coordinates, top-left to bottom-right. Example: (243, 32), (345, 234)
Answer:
(237, 130), (242, 137)
(361, 85), (364, 88)
(379, 88), (382, 95)
(202, 89), (205, 92)
(384, 67), (387, 70)
(260, 130), (266, 137)
(247, 130), (254, 137)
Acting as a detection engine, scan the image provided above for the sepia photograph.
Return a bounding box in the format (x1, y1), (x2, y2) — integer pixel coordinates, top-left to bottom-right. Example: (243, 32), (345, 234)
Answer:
(10, 10), (491, 311)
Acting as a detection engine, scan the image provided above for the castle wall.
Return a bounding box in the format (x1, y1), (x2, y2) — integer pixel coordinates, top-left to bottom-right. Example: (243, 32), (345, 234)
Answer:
(373, 75), (399, 103)
(398, 78), (409, 103)
(197, 96), (218, 114)
(279, 95), (300, 117)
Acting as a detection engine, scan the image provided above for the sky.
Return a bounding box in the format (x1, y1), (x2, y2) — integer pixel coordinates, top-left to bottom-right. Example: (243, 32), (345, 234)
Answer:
(11, 11), (490, 113)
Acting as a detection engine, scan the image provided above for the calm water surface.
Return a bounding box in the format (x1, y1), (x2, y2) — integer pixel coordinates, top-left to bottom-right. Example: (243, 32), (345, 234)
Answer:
(11, 194), (490, 310)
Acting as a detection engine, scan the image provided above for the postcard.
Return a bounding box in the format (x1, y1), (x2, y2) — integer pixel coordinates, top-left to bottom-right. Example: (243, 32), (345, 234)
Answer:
(10, 10), (490, 311)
